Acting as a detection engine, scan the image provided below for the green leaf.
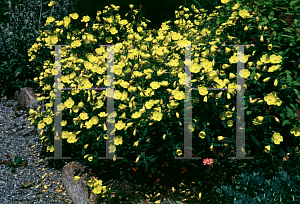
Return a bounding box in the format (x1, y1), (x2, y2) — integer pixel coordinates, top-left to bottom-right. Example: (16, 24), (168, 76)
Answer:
(250, 134), (261, 148)
(290, 103), (297, 110)
(287, 73), (293, 82)
(246, 111), (252, 115)
(293, 82), (300, 86)
(290, 0), (299, 6)
(287, 146), (294, 154)
(286, 106), (294, 117)
(285, 70), (292, 75)
(15, 156), (22, 165)
(282, 120), (290, 126)
(192, 0), (201, 8)
(281, 34), (293, 38)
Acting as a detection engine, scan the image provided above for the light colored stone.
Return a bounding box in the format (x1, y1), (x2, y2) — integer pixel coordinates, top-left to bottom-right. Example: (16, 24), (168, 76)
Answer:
(14, 87), (41, 110)
(61, 161), (100, 204)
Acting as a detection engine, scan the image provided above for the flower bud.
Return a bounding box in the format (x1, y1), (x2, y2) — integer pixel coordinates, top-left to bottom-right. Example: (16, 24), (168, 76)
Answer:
(274, 116), (280, 123)
(227, 92), (231, 100)
(260, 35), (264, 42)
(274, 78), (278, 86)
(263, 77), (271, 82)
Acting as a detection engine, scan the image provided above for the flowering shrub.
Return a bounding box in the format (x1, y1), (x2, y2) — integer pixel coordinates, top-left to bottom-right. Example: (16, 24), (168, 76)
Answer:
(26, 0), (300, 202)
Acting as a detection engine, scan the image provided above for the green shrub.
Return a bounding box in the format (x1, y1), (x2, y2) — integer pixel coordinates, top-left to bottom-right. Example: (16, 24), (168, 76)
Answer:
(215, 170), (300, 203)
(25, 0), (300, 202)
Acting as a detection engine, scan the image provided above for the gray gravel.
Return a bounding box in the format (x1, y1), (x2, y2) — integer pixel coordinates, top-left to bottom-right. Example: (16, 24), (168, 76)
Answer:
(0, 94), (74, 203)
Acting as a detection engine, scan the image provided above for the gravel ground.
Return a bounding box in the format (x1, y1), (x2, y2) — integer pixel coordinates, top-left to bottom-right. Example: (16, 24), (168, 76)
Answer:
(0, 94), (74, 204)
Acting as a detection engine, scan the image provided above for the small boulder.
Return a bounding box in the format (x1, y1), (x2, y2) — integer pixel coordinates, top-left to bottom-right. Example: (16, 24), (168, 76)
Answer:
(61, 161), (100, 204)
(14, 87), (41, 111)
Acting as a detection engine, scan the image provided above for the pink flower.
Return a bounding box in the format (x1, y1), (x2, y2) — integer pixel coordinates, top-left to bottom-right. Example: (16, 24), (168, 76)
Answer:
(203, 158), (214, 165)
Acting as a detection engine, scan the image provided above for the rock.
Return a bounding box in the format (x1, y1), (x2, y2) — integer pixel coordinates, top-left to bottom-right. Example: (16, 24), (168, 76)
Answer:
(61, 161), (100, 204)
(14, 87), (41, 111)
(21, 181), (35, 189)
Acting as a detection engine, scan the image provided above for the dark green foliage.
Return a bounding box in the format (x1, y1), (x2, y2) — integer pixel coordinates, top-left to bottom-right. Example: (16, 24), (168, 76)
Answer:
(215, 170), (300, 203)
(63, 0), (223, 31)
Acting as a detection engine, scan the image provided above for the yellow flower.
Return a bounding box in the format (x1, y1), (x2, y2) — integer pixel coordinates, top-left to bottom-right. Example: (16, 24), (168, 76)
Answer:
(264, 145), (270, 153)
(253, 116), (264, 125)
(239, 9), (251, 18)
(81, 16), (91, 22)
(218, 136), (224, 140)
(79, 112), (89, 120)
(159, 81), (169, 86)
(152, 111), (163, 121)
(61, 120), (67, 126)
(150, 81), (161, 89)
(115, 120), (126, 130)
(221, 0), (230, 4)
(222, 64), (231, 69)
(225, 47), (231, 55)
(176, 149), (182, 156)
(114, 136), (123, 145)
(227, 120), (233, 127)
(133, 140), (139, 146)
(173, 90), (185, 100)
(264, 92), (282, 106)
(131, 111), (142, 119)
(69, 13), (79, 20)
(47, 145), (54, 152)
(268, 65), (281, 72)
(268, 44), (272, 50)
(199, 131), (206, 139)
(229, 73), (236, 79)
(198, 87), (208, 96)
(74, 176), (81, 183)
(64, 97), (74, 108)
(43, 115), (53, 125)
(232, 3), (241, 10)
(254, 73), (261, 80)
(271, 132), (283, 145)
(290, 127), (300, 137)
(129, 4), (134, 9)
(48, 1), (55, 7)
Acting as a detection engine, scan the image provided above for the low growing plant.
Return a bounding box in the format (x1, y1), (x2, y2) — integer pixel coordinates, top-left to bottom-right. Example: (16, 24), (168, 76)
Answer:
(215, 170), (300, 203)
(7, 155), (28, 173)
